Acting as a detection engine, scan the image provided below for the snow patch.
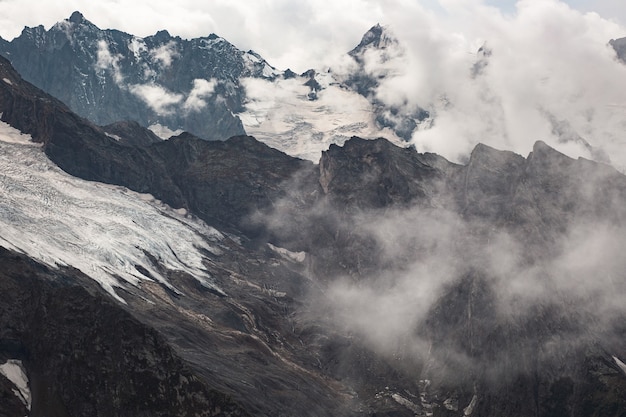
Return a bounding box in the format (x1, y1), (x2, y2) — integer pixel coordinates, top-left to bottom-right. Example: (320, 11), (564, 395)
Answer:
(267, 243), (305, 263)
(148, 123), (184, 139)
(0, 360), (31, 410)
(198, 36), (226, 49)
(105, 132), (122, 142)
(391, 393), (421, 414)
(613, 356), (626, 374)
(0, 121), (225, 302)
(0, 122), (39, 146)
(243, 51), (280, 78)
(2, 78), (12, 85)
(464, 394), (478, 416)
(238, 76), (405, 161)
(443, 397), (459, 411)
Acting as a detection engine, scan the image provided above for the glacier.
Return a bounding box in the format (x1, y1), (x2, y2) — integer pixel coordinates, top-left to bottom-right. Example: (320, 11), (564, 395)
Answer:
(0, 121), (225, 303)
(238, 75), (405, 162)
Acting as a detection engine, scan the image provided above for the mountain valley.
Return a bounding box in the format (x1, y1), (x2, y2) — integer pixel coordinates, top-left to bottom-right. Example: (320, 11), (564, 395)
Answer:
(1, 11), (626, 417)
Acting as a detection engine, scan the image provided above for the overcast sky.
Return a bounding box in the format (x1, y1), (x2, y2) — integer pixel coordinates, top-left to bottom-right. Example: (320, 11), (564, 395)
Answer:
(0, 0), (625, 71)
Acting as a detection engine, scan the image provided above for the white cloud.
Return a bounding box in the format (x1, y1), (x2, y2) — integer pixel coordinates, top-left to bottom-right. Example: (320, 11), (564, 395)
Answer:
(128, 83), (183, 115)
(128, 78), (218, 116)
(337, 0), (626, 168)
(150, 40), (179, 67)
(183, 78), (216, 112)
(95, 40), (123, 83)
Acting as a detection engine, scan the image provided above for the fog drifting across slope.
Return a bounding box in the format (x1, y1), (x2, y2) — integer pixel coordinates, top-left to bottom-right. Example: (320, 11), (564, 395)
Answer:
(321, 207), (626, 358)
(256, 137), (626, 383)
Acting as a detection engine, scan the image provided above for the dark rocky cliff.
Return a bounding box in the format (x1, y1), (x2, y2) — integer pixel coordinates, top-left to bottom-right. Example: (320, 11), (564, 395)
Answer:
(0, 249), (249, 417)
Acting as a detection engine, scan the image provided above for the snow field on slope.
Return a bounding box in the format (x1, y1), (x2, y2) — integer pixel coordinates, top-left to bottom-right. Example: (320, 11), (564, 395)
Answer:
(238, 76), (404, 162)
(0, 121), (224, 303)
(0, 359), (30, 410)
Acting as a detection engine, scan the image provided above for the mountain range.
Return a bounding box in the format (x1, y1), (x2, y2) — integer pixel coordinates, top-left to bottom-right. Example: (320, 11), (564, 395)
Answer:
(1, 11), (626, 417)
(0, 13), (429, 161)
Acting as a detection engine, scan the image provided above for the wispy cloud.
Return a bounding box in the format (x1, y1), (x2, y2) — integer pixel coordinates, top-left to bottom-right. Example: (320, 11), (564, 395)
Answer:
(95, 40), (123, 83)
(183, 78), (216, 112)
(128, 83), (183, 115)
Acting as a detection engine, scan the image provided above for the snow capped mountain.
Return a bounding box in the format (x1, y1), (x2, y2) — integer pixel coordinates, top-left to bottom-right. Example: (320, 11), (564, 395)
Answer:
(611, 36), (626, 62)
(342, 24), (430, 140)
(0, 14), (430, 161)
(235, 24), (433, 161)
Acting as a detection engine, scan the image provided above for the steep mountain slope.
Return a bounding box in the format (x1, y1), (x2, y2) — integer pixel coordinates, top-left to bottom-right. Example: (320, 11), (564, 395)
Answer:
(1, 51), (626, 416)
(0, 249), (249, 417)
(0, 54), (309, 234)
(0, 58), (356, 416)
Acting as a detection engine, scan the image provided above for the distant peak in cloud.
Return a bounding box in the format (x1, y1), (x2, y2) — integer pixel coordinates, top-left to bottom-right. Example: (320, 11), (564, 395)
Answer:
(349, 23), (398, 57)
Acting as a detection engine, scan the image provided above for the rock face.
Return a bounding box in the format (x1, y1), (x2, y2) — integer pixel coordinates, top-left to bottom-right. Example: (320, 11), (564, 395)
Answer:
(102, 120), (163, 146)
(0, 249), (249, 417)
(610, 37), (626, 62)
(1, 52), (626, 417)
(306, 137), (626, 417)
(0, 11), (281, 141)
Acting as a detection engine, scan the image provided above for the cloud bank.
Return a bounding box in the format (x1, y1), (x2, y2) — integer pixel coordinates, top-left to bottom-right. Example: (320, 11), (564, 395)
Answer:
(369, 0), (626, 168)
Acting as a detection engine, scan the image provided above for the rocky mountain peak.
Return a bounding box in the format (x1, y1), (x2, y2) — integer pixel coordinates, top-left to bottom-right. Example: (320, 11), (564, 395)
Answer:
(319, 136), (445, 208)
(52, 10), (99, 35)
(341, 23), (428, 141)
(153, 29), (172, 41)
(68, 10), (85, 24)
(348, 23), (397, 57)
(527, 139), (575, 167)
(468, 142), (523, 166)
